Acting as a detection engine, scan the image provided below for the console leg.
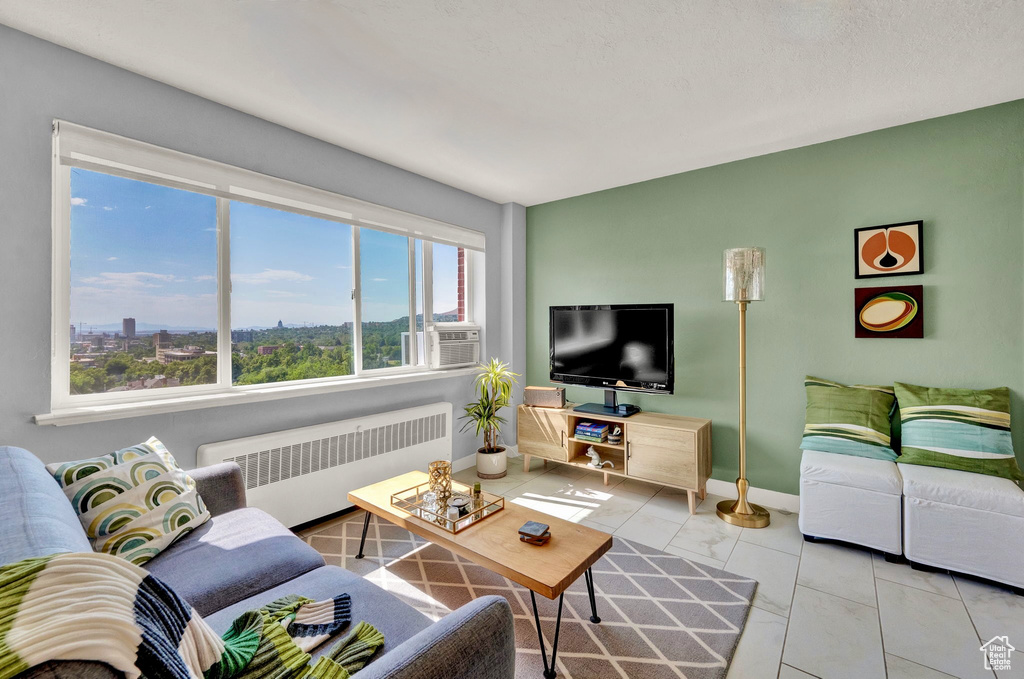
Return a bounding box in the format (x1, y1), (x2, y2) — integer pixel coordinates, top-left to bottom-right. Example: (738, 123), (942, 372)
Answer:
(687, 490), (696, 515)
(699, 483), (707, 500)
(530, 590), (565, 679)
(355, 511), (371, 560)
(603, 472), (609, 486)
(584, 568), (601, 623)
(523, 454), (531, 473)
(884, 552), (903, 564)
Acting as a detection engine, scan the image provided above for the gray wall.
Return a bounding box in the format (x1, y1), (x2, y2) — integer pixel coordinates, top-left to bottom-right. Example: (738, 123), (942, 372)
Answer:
(0, 24), (507, 468)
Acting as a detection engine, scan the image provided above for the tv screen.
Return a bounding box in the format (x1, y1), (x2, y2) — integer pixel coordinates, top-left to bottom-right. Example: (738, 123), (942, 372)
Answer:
(549, 304), (674, 394)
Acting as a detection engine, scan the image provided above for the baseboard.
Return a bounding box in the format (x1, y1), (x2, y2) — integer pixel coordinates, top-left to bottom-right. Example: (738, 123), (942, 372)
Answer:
(451, 454), (476, 473)
(705, 478), (800, 514)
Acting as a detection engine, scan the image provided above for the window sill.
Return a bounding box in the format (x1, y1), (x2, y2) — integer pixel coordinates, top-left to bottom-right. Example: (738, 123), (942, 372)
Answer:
(35, 367), (477, 427)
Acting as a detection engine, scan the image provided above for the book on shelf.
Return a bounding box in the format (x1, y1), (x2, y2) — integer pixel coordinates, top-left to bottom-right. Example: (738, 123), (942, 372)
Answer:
(575, 434), (608, 443)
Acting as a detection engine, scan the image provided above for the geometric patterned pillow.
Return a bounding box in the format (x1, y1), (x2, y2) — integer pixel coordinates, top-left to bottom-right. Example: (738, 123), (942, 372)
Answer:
(800, 376), (898, 461)
(45, 437), (210, 565)
(895, 382), (1024, 484)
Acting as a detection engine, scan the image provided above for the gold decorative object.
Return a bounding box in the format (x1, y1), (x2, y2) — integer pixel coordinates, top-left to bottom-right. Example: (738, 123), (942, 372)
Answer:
(718, 248), (770, 529)
(428, 460), (453, 503)
(391, 480), (505, 534)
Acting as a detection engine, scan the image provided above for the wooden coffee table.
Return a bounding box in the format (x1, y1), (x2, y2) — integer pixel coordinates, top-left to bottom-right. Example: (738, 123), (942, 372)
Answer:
(348, 470), (613, 679)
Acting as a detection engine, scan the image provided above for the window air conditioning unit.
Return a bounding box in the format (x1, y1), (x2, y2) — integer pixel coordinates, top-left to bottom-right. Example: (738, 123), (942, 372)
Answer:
(427, 323), (480, 370)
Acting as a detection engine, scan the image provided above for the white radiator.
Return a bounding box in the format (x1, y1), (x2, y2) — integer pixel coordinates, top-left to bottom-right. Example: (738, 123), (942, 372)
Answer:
(197, 402), (452, 527)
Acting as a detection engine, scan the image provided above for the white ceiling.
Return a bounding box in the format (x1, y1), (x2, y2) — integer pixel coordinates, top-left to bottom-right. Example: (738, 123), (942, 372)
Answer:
(2, 1), (1023, 206)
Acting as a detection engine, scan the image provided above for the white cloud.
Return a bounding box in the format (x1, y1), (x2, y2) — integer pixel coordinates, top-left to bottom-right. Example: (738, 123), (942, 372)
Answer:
(204, 227), (218, 232)
(193, 275), (216, 282)
(336, 265), (351, 269)
(78, 271), (178, 289)
(371, 277), (388, 282)
(232, 269), (313, 285)
(265, 290), (304, 299)
(102, 206), (114, 211)
(145, 206), (152, 210)
(70, 197), (88, 206)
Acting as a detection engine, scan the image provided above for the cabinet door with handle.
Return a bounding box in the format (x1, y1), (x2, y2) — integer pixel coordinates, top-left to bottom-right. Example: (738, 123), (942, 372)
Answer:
(626, 423), (697, 488)
(517, 406), (568, 462)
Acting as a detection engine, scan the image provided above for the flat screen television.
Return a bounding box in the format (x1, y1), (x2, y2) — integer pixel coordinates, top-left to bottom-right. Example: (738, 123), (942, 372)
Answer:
(549, 304), (673, 416)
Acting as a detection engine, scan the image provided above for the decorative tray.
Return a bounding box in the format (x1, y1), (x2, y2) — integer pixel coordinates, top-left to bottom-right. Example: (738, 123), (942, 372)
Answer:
(390, 480), (504, 534)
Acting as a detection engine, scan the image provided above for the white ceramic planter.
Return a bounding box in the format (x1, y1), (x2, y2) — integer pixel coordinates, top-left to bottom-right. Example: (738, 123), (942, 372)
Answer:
(476, 446), (507, 479)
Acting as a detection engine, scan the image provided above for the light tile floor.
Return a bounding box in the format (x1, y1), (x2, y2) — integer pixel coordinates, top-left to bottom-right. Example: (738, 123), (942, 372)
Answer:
(440, 456), (1024, 679)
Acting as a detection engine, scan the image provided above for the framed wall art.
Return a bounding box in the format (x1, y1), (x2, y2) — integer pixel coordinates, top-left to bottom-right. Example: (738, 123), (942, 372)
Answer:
(854, 221), (923, 279)
(855, 285), (923, 338)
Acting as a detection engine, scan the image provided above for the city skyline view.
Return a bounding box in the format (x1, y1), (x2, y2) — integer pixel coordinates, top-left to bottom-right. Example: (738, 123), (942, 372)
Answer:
(70, 168), (460, 331)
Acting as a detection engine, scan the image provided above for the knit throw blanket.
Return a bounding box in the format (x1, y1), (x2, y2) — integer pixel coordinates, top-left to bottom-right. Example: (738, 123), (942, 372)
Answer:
(0, 552), (385, 679)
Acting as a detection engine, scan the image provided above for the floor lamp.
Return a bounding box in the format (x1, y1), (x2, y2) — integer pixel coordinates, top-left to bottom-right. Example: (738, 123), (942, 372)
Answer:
(717, 247), (771, 529)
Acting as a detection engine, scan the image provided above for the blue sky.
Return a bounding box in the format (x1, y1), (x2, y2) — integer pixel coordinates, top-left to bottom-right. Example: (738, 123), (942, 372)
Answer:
(70, 169), (459, 331)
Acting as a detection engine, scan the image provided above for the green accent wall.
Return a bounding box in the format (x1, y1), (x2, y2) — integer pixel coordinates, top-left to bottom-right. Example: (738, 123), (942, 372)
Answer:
(526, 100), (1024, 495)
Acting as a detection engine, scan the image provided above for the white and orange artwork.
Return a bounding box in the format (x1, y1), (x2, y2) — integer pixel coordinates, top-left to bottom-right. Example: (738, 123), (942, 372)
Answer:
(854, 221), (922, 279)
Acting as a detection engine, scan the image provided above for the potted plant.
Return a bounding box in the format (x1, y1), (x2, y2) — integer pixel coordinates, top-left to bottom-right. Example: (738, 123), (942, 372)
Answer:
(459, 358), (519, 479)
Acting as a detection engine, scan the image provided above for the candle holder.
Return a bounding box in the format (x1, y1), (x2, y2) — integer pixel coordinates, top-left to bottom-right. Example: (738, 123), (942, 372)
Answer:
(428, 460), (453, 504)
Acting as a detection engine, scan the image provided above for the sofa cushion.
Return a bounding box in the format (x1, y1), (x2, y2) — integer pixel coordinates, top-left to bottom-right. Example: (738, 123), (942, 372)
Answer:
(800, 376), (897, 461)
(144, 506), (324, 616)
(204, 565), (432, 660)
(45, 437), (211, 565)
(894, 382), (1024, 483)
(898, 462), (1024, 517)
(801, 449), (902, 495)
(0, 447), (92, 566)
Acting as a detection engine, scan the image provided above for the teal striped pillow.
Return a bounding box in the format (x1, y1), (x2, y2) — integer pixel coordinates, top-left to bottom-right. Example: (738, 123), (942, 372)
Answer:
(800, 376), (898, 461)
(895, 382), (1024, 483)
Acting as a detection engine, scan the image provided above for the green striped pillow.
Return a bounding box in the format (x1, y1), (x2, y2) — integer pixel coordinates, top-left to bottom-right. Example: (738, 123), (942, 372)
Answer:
(895, 382), (1024, 483)
(800, 376), (897, 461)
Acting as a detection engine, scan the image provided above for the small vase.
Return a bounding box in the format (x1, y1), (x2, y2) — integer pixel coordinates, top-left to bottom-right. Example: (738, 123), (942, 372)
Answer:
(476, 446), (507, 479)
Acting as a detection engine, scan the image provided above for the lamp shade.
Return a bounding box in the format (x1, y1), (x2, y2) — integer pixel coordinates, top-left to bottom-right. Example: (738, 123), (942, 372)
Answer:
(723, 247), (766, 302)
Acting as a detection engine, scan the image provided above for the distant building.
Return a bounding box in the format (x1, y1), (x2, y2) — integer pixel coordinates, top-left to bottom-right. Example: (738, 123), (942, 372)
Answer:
(122, 317), (136, 338)
(160, 346), (209, 364)
(257, 345), (281, 355)
(153, 329), (174, 362)
(231, 329), (254, 343)
(70, 325), (76, 341)
(277, 320), (284, 329)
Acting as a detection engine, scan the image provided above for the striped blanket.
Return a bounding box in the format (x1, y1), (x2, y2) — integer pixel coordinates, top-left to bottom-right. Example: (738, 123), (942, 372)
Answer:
(0, 552), (384, 679)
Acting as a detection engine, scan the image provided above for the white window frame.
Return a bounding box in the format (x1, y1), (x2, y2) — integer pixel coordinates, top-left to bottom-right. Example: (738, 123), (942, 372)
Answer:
(47, 121), (483, 418)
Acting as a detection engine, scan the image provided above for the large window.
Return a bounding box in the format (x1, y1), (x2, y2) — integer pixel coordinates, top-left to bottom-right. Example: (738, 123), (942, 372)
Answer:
(51, 122), (482, 411)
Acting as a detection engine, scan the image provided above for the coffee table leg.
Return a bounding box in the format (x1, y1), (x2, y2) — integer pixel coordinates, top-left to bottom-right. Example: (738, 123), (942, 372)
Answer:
(530, 590), (565, 679)
(355, 511), (371, 559)
(584, 567), (601, 623)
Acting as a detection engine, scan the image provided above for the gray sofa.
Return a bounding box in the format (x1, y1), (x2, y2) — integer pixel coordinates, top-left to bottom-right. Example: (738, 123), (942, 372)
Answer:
(0, 446), (515, 679)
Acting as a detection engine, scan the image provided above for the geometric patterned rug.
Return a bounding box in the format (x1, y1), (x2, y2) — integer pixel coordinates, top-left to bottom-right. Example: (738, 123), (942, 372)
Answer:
(304, 512), (758, 679)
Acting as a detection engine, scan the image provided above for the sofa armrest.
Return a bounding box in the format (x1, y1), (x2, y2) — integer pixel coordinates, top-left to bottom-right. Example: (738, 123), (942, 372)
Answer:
(359, 595), (514, 679)
(189, 462), (246, 516)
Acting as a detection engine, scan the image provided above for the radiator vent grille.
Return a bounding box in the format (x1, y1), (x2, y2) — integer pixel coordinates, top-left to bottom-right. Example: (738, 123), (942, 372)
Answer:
(227, 413), (447, 490)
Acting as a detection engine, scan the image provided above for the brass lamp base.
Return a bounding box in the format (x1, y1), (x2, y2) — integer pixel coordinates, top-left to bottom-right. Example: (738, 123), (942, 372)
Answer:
(716, 479), (770, 528)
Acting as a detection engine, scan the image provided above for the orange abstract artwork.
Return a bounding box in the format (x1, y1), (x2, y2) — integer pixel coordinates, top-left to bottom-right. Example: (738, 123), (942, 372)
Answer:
(854, 221), (922, 279)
